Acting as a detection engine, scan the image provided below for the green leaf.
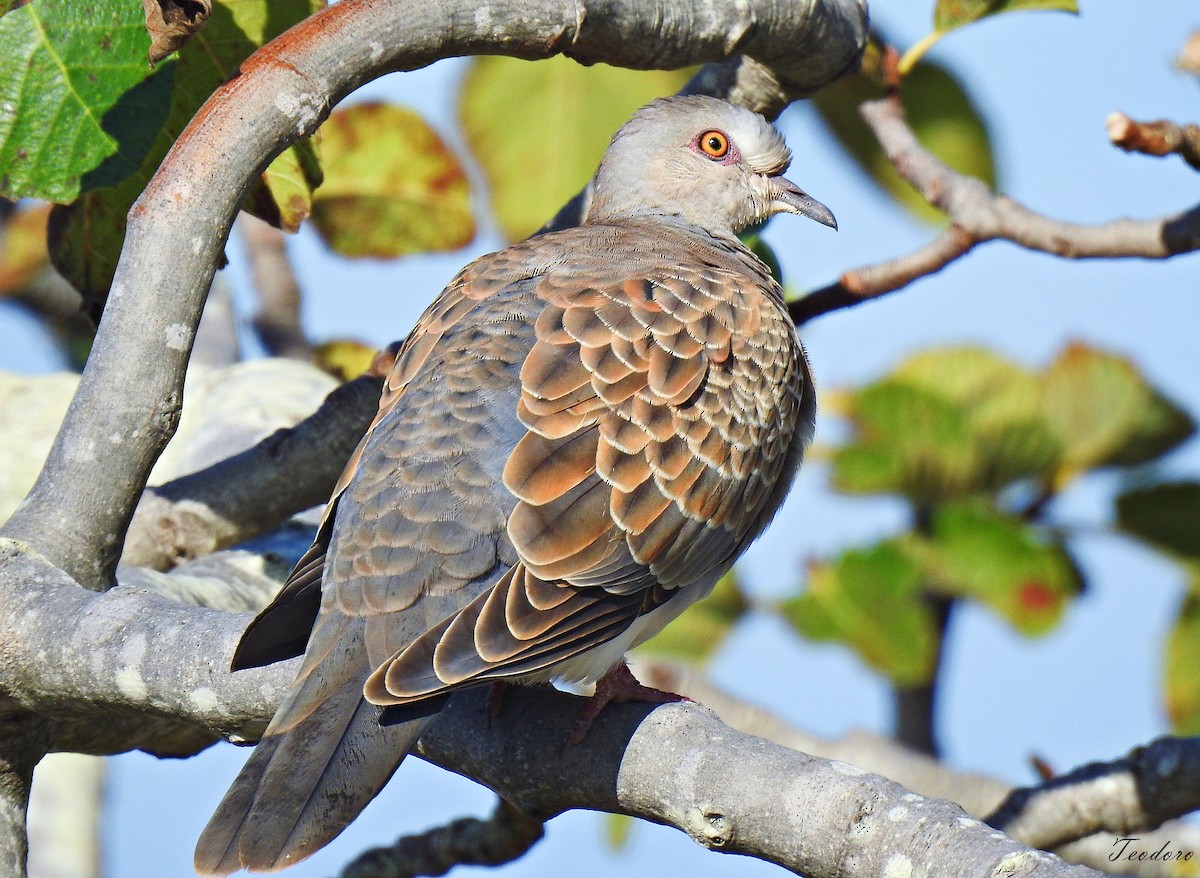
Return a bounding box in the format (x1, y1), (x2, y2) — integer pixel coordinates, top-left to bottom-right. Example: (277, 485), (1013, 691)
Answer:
(781, 543), (937, 685)
(0, 0), (174, 202)
(912, 500), (1080, 634)
(832, 347), (1060, 501)
(459, 56), (692, 241)
(635, 571), (747, 665)
(48, 0), (326, 300)
(1107, 389), (1196, 468)
(934, 0), (1078, 34)
(1040, 343), (1195, 480)
(890, 346), (1031, 408)
(310, 103), (473, 258)
(1164, 583), (1200, 735)
(812, 58), (995, 224)
(1116, 482), (1200, 561)
(832, 381), (974, 500)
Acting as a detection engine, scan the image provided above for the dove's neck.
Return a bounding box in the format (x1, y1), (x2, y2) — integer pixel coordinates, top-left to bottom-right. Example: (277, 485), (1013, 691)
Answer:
(584, 194), (741, 243)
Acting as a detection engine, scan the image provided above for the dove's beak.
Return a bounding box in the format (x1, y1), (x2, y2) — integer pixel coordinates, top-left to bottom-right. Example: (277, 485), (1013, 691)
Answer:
(768, 176), (837, 230)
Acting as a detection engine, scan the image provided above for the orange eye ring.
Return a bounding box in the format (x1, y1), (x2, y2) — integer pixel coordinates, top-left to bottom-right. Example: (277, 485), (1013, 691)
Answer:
(698, 130), (729, 159)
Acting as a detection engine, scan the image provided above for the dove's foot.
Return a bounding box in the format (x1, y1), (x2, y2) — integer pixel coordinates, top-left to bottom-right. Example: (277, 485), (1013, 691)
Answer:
(485, 681), (508, 728)
(567, 661), (689, 745)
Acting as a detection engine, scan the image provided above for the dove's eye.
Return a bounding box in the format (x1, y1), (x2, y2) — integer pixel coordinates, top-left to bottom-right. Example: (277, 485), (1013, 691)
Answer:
(698, 130), (729, 159)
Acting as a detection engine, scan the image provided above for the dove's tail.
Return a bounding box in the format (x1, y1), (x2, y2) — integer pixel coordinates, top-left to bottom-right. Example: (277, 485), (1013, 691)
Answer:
(194, 627), (433, 875)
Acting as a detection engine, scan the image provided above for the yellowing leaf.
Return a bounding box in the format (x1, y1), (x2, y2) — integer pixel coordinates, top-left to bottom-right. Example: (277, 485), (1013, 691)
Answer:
(0, 201), (50, 293)
(604, 813), (635, 851)
(310, 103), (473, 258)
(1041, 343), (1194, 479)
(246, 136), (323, 233)
(1165, 585), (1200, 735)
(934, 0), (1078, 33)
(313, 338), (378, 381)
(459, 56), (692, 241)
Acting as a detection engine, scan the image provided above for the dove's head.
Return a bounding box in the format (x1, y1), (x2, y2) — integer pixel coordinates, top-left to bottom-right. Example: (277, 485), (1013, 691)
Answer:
(587, 95), (836, 237)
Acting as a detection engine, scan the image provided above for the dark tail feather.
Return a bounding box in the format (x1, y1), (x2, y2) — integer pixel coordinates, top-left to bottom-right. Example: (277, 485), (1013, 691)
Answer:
(194, 676), (432, 875)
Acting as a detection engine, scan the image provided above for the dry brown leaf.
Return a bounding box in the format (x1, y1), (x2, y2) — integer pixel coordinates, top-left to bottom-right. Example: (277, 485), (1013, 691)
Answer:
(142, 0), (212, 67)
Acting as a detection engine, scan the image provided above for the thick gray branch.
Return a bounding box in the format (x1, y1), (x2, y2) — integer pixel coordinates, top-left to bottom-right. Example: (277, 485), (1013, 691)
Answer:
(988, 737), (1200, 852)
(0, 0), (867, 590)
(639, 663), (1200, 877)
(418, 689), (1100, 878)
(0, 542), (1106, 878)
(0, 715), (52, 878)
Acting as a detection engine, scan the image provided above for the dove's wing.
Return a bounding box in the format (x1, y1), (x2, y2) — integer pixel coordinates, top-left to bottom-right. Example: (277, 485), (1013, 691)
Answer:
(365, 220), (814, 705)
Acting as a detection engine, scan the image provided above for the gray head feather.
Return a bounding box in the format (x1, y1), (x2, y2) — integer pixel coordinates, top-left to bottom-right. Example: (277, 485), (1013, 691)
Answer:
(585, 95), (811, 238)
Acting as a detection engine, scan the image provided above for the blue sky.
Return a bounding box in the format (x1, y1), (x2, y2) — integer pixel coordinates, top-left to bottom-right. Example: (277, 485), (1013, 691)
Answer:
(3, 2), (1199, 875)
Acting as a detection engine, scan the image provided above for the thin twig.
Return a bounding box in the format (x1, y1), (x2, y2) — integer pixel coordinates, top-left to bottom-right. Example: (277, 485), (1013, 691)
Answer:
(1107, 112), (1200, 171)
(238, 214), (313, 360)
(790, 226), (974, 325)
(864, 94), (1200, 258)
(340, 799), (544, 878)
(792, 94), (1200, 326)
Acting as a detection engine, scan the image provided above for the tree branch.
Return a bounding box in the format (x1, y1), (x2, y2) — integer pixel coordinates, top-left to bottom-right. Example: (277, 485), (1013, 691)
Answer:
(418, 689), (1100, 878)
(1107, 112), (1200, 171)
(987, 736), (1200, 852)
(789, 225), (975, 325)
(0, 542), (1168, 877)
(0, 715), (51, 878)
(239, 214), (313, 360)
(340, 799), (545, 878)
(791, 94), (1200, 326)
(122, 362), (386, 570)
(865, 94), (1200, 258)
(640, 662), (1200, 877)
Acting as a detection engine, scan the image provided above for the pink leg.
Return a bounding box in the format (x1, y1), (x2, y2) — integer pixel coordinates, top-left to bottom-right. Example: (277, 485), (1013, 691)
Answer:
(567, 661), (689, 744)
(485, 681), (508, 728)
